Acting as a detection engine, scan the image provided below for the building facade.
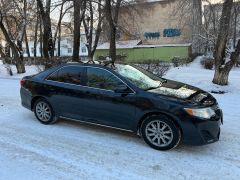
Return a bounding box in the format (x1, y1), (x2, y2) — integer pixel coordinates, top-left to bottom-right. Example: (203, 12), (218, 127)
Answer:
(97, 0), (193, 62)
(24, 33), (88, 58)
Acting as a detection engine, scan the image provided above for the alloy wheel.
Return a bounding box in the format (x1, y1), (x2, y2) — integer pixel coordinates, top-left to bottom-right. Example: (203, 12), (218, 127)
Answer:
(145, 120), (173, 147)
(35, 101), (52, 122)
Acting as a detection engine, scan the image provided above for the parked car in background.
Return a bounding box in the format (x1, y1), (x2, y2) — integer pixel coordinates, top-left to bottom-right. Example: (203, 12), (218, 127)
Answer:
(20, 63), (223, 151)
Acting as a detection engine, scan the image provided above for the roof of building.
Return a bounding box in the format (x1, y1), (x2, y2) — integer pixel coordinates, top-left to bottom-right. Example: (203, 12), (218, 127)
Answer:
(135, 43), (192, 48)
(97, 40), (142, 50)
(135, 0), (167, 3)
(97, 40), (191, 50)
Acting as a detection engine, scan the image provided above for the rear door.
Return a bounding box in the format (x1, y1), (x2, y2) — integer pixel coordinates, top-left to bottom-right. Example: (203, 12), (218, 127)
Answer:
(79, 66), (136, 130)
(45, 65), (86, 120)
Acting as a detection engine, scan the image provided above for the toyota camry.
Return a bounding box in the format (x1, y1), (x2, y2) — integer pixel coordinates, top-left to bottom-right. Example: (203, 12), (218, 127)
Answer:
(20, 63), (223, 150)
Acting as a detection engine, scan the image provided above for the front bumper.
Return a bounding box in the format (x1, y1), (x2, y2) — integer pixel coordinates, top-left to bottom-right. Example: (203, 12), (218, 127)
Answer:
(181, 109), (223, 145)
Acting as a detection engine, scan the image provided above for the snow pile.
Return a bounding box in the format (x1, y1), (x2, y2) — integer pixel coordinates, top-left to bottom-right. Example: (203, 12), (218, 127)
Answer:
(164, 56), (240, 94)
(0, 60), (41, 79)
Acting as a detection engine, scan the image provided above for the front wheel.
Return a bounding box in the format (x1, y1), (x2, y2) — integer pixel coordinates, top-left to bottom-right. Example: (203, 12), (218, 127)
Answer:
(141, 115), (181, 151)
(33, 98), (57, 125)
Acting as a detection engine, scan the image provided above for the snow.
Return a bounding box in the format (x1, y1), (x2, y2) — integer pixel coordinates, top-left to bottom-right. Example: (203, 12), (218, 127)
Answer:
(135, 0), (167, 3)
(0, 57), (240, 179)
(0, 60), (42, 79)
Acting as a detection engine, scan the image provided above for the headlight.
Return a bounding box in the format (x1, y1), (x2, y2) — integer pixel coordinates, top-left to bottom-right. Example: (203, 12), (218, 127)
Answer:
(184, 107), (216, 119)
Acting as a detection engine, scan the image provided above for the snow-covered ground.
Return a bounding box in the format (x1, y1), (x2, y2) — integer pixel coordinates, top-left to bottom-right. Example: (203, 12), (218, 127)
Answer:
(0, 58), (240, 180)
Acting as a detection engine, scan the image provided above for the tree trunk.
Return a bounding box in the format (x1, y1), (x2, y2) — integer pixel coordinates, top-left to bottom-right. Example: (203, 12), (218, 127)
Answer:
(213, 0), (234, 85)
(58, 26), (61, 57)
(109, 26), (117, 62)
(72, 0), (81, 61)
(212, 1), (240, 85)
(34, 18), (39, 57)
(192, 0), (203, 53)
(15, 57), (26, 74)
(24, 29), (30, 57)
(37, 0), (54, 68)
(0, 20), (25, 73)
(88, 53), (93, 63)
(105, 0), (122, 63)
(39, 18), (43, 57)
(16, 39), (26, 73)
(212, 68), (230, 85)
(0, 44), (6, 57)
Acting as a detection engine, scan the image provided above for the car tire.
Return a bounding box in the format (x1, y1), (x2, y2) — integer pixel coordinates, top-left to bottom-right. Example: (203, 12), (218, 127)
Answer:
(141, 115), (181, 151)
(33, 98), (57, 125)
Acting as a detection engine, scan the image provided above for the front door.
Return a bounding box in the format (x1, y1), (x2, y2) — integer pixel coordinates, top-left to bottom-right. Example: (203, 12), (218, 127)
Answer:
(80, 67), (136, 130)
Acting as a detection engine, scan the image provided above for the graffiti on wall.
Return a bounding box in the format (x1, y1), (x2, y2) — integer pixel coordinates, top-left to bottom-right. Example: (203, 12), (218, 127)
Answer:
(144, 29), (181, 40)
(163, 29), (181, 37)
(144, 32), (160, 40)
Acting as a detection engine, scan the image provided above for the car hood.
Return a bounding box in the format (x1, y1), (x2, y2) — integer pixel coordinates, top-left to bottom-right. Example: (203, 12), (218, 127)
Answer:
(148, 79), (216, 106)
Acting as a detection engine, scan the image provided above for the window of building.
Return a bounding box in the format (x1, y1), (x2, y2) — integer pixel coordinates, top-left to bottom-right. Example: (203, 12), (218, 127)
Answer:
(80, 36), (85, 42)
(68, 48), (72, 53)
(82, 47), (87, 53)
(67, 38), (72, 44)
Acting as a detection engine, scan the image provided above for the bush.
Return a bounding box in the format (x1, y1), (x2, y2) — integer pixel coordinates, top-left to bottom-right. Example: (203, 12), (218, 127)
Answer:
(135, 62), (171, 77)
(171, 57), (180, 67)
(171, 57), (190, 67)
(201, 58), (214, 70)
(189, 53), (203, 63)
(4, 64), (13, 76)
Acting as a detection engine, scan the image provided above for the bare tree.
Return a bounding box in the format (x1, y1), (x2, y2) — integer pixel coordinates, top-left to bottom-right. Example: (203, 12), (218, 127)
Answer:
(0, 44), (6, 57)
(192, 0), (203, 53)
(37, 0), (54, 67)
(213, 0), (240, 85)
(83, 0), (103, 63)
(0, 0), (26, 73)
(104, 0), (123, 63)
(52, 0), (73, 56)
(73, 0), (86, 61)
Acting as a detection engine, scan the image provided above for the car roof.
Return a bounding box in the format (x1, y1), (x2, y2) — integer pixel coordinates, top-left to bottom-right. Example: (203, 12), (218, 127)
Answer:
(62, 63), (109, 68)
(34, 62), (126, 80)
(61, 62), (122, 72)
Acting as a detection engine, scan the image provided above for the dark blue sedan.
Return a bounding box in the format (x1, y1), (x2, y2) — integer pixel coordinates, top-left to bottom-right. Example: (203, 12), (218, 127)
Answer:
(20, 63), (223, 150)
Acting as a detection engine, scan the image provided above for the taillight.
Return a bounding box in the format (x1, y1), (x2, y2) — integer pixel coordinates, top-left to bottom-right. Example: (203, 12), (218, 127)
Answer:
(20, 80), (25, 87)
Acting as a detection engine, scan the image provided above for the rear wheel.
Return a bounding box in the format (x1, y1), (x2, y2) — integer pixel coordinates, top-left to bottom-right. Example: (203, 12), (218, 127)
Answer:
(33, 98), (57, 124)
(141, 115), (181, 151)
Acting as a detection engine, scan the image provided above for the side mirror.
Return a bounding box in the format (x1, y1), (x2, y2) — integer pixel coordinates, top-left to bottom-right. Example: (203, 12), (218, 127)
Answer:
(114, 84), (130, 93)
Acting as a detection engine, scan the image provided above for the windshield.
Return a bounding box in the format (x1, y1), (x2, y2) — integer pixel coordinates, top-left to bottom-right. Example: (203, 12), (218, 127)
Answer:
(115, 64), (164, 90)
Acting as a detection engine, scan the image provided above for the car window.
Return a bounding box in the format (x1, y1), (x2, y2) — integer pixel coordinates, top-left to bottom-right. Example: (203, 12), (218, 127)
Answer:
(47, 70), (58, 81)
(86, 67), (124, 91)
(115, 64), (162, 90)
(47, 66), (84, 85)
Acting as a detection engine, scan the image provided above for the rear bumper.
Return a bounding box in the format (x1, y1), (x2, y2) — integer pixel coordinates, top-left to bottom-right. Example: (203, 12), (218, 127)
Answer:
(20, 87), (32, 110)
(182, 110), (223, 146)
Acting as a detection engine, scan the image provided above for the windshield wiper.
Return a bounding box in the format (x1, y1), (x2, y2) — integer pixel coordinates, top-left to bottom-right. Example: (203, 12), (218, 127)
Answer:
(145, 82), (163, 91)
(161, 78), (168, 83)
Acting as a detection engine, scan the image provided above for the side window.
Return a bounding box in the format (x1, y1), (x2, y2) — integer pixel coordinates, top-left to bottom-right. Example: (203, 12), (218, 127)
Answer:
(47, 66), (84, 85)
(47, 71), (58, 81)
(58, 66), (84, 85)
(86, 67), (124, 90)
